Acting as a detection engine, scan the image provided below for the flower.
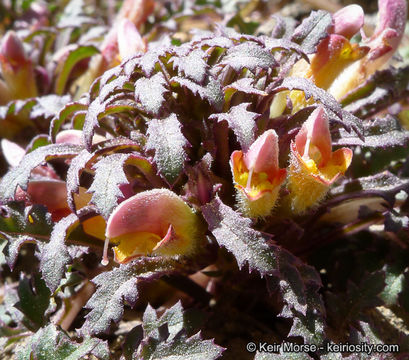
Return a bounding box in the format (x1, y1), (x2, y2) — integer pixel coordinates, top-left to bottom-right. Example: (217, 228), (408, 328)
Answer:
(272, 0), (407, 115)
(0, 31), (37, 104)
(230, 130), (287, 218)
(287, 106), (353, 214)
(104, 188), (202, 264)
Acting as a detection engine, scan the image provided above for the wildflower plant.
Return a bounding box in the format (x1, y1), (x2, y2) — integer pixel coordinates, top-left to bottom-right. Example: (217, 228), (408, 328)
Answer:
(1, 0), (409, 358)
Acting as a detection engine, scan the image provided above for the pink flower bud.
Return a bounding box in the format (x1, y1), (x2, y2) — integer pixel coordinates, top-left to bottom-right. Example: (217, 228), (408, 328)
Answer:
(0, 31), (27, 70)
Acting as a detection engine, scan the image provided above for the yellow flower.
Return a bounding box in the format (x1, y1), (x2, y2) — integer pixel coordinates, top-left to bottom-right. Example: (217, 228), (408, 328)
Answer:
(287, 106), (353, 214)
(104, 188), (202, 264)
(230, 130), (286, 218)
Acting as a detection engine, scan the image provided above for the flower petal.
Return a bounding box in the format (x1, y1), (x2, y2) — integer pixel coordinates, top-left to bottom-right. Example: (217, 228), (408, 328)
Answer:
(332, 5), (364, 39)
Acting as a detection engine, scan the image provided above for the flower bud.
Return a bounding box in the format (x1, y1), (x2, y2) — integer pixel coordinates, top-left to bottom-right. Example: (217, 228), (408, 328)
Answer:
(230, 130), (286, 218)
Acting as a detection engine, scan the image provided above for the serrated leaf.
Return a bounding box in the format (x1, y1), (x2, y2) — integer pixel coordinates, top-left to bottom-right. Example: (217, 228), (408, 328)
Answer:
(0, 144), (82, 201)
(171, 48), (209, 84)
(15, 274), (51, 331)
(88, 153), (130, 219)
(272, 77), (363, 138)
(255, 351), (313, 359)
(202, 197), (278, 274)
(223, 78), (267, 104)
(66, 149), (93, 211)
(146, 114), (189, 184)
(16, 324), (109, 360)
(210, 102), (258, 151)
(142, 302), (184, 340)
(50, 100), (88, 141)
(140, 332), (224, 360)
(30, 95), (72, 120)
(291, 10), (332, 54)
(26, 135), (51, 153)
(134, 72), (169, 116)
(219, 41), (277, 72)
(81, 258), (175, 335)
(40, 214), (80, 292)
(2, 234), (37, 270)
(83, 75), (131, 149)
(170, 76), (224, 111)
(334, 116), (409, 148)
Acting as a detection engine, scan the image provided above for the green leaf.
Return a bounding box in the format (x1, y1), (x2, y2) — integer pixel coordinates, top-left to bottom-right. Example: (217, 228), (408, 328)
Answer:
(15, 274), (51, 331)
(0, 144), (82, 201)
(15, 324), (109, 360)
(146, 114), (189, 184)
(40, 214), (80, 292)
(202, 196), (277, 274)
(219, 41), (277, 72)
(81, 258), (175, 335)
(88, 153), (130, 219)
(171, 48), (209, 84)
(134, 72), (169, 116)
(380, 264), (406, 306)
(291, 10), (332, 54)
(210, 102), (258, 151)
(55, 45), (99, 95)
(140, 333), (224, 360)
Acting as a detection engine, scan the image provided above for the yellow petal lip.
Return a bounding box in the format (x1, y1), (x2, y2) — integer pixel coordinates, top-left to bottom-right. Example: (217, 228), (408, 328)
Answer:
(106, 188), (201, 263)
(291, 142), (353, 185)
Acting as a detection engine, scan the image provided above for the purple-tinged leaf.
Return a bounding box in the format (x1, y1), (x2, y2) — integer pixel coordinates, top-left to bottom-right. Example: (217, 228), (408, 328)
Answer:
(170, 76), (224, 111)
(142, 302), (184, 340)
(210, 103), (258, 151)
(30, 95), (72, 120)
(261, 37), (308, 62)
(87, 153), (131, 219)
(202, 196), (278, 275)
(331, 171), (409, 204)
(66, 149), (93, 211)
(223, 78), (267, 103)
(81, 258), (175, 335)
(16, 324), (109, 360)
(25, 135), (51, 153)
(50, 100), (88, 141)
(291, 10), (332, 54)
(83, 75), (131, 149)
(171, 49), (209, 84)
(146, 114), (189, 184)
(219, 42), (277, 72)
(334, 116), (409, 148)
(271, 77), (363, 138)
(269, 15), (297, 40)
(134, 72), (169, 116)
(127, 44), (172, 77)
(342, 66), (409, 119)
(139, 332), (224, 360)
(40, 214), (80, 292)
(195, 36), (234, 51)
(0, 143), (82, 201)
(2, 234), (37, 271)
